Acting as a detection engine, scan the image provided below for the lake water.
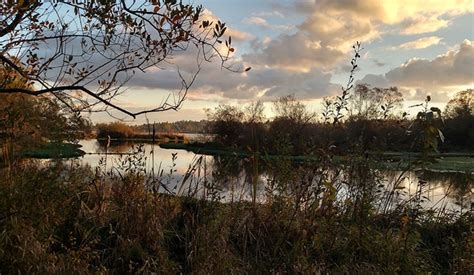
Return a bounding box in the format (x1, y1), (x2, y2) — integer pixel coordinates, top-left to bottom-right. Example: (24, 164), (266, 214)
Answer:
(75, 139), (473, 213)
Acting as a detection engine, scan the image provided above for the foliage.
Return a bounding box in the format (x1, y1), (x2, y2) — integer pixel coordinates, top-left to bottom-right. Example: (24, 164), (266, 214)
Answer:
(268, 95), (316, 155)
(445, 89), (473, 119)
(0, 154), (471, 273)
(205, 96), (317, 155)
(350, 84), (404, 120)
(205, 104), (245, 146)
(132, 120), (207, 134)
(331, 41), (363, 124)
(204, 91), (473, 155)
(0, 64), (91, 160)
(20, 142), (85, 159)
(0, 0), (236, 117)
(409, 96), (445, 154)
(96, 122), (135, 139)
(443, 89), (474, 150)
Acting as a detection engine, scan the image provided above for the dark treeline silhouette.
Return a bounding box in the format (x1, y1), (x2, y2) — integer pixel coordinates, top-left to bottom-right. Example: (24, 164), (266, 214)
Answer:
(95, 120), (207, 140)
(132, 120), (207, 134)
(206, 87), (473, 155)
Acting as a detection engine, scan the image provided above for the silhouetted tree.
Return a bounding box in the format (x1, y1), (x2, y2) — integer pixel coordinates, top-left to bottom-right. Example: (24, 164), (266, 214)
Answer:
(206, 105), (245, 146)
(350, 84), (403, 120)
(443, 89), (474, 150)
(269, 95), (316, 155)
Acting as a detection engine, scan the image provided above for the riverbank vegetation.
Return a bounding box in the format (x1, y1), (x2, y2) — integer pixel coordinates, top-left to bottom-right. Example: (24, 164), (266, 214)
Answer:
(132, 120), (207, 134)
(1, 148), (472, 273)
(93, 88), (473, 158)
(2, 108), (473, 272)
(0, 93), (91, 160)
(0, 2), (472, 270)
(96, 122), (190, 144)
(205, 88), (473, 155)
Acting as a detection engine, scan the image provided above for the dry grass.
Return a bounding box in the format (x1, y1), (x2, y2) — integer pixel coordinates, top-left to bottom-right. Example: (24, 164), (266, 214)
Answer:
(0, 154), (471, 273)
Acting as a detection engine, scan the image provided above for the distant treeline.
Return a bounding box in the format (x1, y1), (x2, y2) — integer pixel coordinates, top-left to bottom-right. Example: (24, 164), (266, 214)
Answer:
(94, 88), (473, 154)
(206, 118), (473, 155)
(131, 120), (207, 134)
(205, 89), (473, 155)
(94, 120), (206, 140)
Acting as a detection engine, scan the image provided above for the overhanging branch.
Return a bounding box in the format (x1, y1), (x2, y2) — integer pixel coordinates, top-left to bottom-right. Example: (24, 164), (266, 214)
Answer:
(0, 86), (136, 118)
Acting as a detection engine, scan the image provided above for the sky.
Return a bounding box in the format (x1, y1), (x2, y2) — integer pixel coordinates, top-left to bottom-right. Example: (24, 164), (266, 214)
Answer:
(90, 0), (474, 123)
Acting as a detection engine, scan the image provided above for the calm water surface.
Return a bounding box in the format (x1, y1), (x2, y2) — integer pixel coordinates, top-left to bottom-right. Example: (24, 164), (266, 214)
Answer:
(75, 139), (473, 212)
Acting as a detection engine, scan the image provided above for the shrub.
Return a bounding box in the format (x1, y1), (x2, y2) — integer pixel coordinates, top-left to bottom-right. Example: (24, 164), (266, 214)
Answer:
(96, 122), (135, 139)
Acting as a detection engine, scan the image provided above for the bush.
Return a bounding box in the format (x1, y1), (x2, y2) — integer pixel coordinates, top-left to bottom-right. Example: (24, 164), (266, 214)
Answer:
(96, 122), (135, 139)
(0, 153), (471, 273)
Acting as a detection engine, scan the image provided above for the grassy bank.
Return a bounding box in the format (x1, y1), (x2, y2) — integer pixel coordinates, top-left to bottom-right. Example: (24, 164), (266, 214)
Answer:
(20, 142), (85, 159)
(160, 142), (474, 173)
(96, 134), (188, 144)
(0, 161), (471, 273)
(95, 121), (190, 143)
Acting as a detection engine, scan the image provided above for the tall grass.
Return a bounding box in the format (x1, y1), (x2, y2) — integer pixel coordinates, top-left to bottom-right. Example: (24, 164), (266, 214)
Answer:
(0, 146), (471, 273)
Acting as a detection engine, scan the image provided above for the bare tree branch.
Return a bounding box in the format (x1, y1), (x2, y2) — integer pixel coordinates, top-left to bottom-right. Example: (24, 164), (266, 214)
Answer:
(0, 0), (236, 118)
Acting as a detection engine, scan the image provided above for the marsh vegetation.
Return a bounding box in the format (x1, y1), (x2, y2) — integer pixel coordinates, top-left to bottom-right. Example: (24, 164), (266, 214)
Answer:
(1, 87), (472, 273)
(0, 1), (472, 273)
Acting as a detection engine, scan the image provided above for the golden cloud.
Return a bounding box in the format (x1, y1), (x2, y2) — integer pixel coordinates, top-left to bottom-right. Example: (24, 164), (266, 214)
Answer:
(400, 16), (450, 35)
(395, 36), (443, 50)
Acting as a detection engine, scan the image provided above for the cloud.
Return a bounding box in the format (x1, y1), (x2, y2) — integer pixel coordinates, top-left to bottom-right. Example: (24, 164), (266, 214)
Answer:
(186, 64), (340, 101)
(371, 59), (386, 67)
(123, 2), (472, 104)
(393, 36), (443, 50)
(399, 16), (450, 35)
(243, 16), (293, 31)
(386, 39), (474, 87)
(404, 87), (452, 102)
(251, 11), (284, 18)
(124, 56), (341, 102)
(358, 40), (474, 101)
(357, 74), (390, 87)
(277, 0), (472, 34)
(200, 9), (252, 43)
(250, 0), (474, 75)
(245, 16), (270, 27)
(260, 68), (340, 99)
(226, 28), (253, 42)
(312, 0), (472, 24)
(41, 1), (470, 114)
(241, 1), (382, 73)
(378, 0), (473, 24)
(299, 12), (380, 51)
(242, 32), (346, 72)
(243, 0), (471, 78)
(248, 1), (381, 73)
(89, 106), (208, 123)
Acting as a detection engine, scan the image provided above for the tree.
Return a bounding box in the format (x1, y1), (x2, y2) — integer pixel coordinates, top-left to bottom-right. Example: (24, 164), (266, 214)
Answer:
(0, 62), (90, 158)
(0, 0), (236, 118)
(350, 84), (403, 120)
(96, 122), (134, 139)
(269, 95), (315, 155)
(272, 95), (315, 124)
(243, 101), (266, 151)
(444, 89), (473, 119)
(205, 104), (244, 146)
(443, 89), (474, 150)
